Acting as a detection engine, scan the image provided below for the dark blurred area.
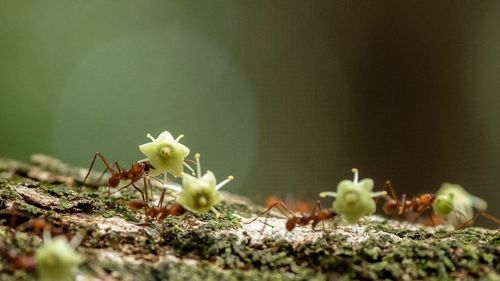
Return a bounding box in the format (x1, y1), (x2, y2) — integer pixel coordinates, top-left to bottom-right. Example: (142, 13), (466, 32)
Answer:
(1, 1), (499, 226)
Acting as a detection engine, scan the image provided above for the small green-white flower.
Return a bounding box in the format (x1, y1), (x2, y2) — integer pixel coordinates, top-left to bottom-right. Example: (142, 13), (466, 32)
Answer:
(35, 232), (83, 281)
(434, 182), (487, 228)
(320, 168), (386, 224)
(139, 131), (190, 177)
(176, 153), (234, 213)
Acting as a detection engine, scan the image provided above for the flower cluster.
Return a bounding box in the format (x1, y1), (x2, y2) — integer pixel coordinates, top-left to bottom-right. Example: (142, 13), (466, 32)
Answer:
(139, 130), (234, 213)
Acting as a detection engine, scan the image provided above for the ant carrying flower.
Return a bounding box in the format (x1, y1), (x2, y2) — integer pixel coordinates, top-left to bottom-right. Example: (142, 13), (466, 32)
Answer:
(79, 130), (193, 203)
(434, 182), (499, 228)
(79, 152), (154, 201)
(130, 153), (234, 220)
(381, 181), (500, 228)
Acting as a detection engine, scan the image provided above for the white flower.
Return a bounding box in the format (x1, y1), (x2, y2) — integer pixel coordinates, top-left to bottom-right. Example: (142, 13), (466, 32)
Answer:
(435, 182), (487, 228)
(139, 131), (190, 177)
(175, 153), (234, 213)
(35, 232), (83, 281)
(320, 168), (386, 224)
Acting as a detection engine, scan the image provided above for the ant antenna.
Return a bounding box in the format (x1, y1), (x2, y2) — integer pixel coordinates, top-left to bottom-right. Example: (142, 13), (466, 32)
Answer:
(216, 176), (235, 190)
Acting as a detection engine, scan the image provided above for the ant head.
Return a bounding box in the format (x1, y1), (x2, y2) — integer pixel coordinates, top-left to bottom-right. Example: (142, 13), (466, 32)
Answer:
(131, 163), (145, 173)
(31, 219), (47, 230)
(419, 194), (435, 205)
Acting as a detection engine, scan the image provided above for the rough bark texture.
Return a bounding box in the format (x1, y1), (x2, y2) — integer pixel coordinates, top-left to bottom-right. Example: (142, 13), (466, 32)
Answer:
(0, 155), (498, 281)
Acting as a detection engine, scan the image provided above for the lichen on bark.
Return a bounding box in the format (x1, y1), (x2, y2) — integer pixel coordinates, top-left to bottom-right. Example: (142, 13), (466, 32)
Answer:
(0, 155), (498, 281)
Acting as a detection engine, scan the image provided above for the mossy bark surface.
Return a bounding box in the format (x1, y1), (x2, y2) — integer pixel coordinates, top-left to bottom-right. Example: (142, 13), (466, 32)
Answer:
(0, 155), (498, 281)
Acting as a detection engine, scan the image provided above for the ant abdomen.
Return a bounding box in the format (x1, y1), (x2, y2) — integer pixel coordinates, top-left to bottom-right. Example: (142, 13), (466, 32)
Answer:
(108, 175), (120, 187)
(383, 200), (398, 214)
(286, 217), (298, 231)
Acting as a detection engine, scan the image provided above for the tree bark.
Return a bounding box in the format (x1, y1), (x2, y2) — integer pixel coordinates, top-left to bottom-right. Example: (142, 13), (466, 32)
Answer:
(0, 155), (498, 281)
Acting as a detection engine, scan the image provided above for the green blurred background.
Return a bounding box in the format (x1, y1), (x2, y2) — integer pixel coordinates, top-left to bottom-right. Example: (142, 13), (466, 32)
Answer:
(1, 1), (500, 224)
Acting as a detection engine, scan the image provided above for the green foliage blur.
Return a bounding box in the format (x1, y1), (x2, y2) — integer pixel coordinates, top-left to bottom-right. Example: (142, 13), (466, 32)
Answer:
(1, 1), (499, 224)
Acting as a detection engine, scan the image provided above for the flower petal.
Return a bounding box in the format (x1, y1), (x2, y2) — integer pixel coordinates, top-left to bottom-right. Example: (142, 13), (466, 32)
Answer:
(139, 142), (158, 158)
(157, 131), (175, 142)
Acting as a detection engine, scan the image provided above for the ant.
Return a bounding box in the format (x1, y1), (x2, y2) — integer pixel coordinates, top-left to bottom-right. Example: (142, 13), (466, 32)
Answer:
(129, 199), (187, 221)
(17, 218), (64, 237)
(0, 207), (63, 237)
(381, 181), (437, 216)
(79, 152), (154, 201)
(381, 181), (500, 228)
(245, 200), (337, 231)
(0, 241), (36, 272)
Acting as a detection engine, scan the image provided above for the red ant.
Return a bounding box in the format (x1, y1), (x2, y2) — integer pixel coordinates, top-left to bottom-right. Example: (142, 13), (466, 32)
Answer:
(129, 199), (187, 221)
(79, 152), (154, 201)
(0, 207), (63, 237)
(17, 218), (64, 237)
(245, 201), (337, 231)
(0, 241), (36, 272)
(381, 181), (500, 228)
(381, 181), (436, 216)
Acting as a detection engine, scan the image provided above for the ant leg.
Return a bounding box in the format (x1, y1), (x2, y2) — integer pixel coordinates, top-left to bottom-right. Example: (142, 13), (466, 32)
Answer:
(131, 183), (146, 201)
(111, 181), (134, 196)
(158, 189), (166, 208)
(313, 200), (327, 233)
(114, 161), (123, 173)
(147, 177), (156, 204)
(429, 212), (436, 227)
(243, 201), (295, 224)
(457, 211), (500, 230)
(398, 194), (407, 215)
(412, 205), (433, 224)
(374, 180), (395, 205)
(143, 177), (149, 203)
(384, 180), (398, 201)
(79, 152), (117, 194)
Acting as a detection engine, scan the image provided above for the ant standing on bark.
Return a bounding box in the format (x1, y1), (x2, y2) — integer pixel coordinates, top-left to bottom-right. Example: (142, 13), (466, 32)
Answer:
(381, 181), (500, 228)
(381, 180), (437, 217)
(129, 198), (187, 222)
(79, 152), (154, 201)
(245, 200), (337, 232)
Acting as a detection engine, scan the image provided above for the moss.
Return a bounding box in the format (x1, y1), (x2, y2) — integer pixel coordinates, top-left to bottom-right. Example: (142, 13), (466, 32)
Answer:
(0, 156), (498, 281)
